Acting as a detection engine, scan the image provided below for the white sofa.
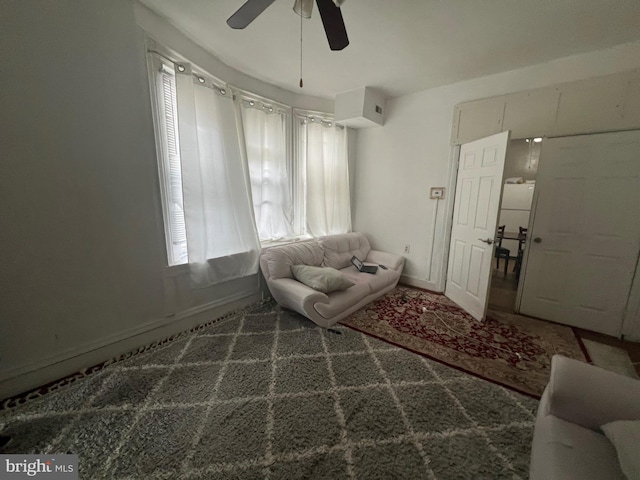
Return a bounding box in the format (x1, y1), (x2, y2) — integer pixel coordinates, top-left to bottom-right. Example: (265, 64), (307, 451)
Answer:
(260, 232), (405, 327)
(530, 355), (640, 480)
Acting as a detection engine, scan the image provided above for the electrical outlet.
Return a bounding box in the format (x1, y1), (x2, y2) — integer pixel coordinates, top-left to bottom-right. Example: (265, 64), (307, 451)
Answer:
(404, 244), (410, 254)
(430, 187), (445, 199)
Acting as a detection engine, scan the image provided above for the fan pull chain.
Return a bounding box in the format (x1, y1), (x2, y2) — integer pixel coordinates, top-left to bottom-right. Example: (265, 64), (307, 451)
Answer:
(299, 8), (303, 88)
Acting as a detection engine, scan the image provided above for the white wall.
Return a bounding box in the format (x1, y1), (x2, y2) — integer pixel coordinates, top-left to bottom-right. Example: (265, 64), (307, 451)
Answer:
(0, 0), (271, 399)
(354, 41), (640, 292)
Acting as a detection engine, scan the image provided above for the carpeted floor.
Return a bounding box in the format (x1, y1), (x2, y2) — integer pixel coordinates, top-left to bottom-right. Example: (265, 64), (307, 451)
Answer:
(341, 286), (588, 398)
(0, 301), (538, 479)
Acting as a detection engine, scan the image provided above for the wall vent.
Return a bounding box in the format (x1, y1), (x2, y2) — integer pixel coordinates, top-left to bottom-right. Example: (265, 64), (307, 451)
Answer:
(335, 86), (386, 129)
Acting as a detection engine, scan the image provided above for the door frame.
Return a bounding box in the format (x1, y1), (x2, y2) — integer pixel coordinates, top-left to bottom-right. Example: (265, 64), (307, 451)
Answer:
(442, 138), (533, 312)
(434, 145), (461, 292)
(441, 136), (551, 316)
(511, 137), (547, 312)
(513, 161), (542, 312)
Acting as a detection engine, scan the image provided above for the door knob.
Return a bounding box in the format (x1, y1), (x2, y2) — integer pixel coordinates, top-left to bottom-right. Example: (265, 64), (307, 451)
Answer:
(533, 237), (542, 243)
(478, 238), (493, 245)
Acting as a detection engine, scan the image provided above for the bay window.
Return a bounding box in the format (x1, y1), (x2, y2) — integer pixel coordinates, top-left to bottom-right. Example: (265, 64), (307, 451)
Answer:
(147, 47), (351, 280)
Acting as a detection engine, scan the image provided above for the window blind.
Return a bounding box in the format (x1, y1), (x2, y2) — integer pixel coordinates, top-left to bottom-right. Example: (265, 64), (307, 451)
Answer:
(157, 62), (188, 265)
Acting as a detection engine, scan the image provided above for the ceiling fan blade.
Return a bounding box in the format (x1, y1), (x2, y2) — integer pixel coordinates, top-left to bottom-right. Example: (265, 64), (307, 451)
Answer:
(227, 0), (277, 29)
(315, 0), (349, 50)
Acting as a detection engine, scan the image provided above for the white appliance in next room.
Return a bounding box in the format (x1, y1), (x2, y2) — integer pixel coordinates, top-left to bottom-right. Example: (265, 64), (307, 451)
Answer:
(498, 183), (535, 254)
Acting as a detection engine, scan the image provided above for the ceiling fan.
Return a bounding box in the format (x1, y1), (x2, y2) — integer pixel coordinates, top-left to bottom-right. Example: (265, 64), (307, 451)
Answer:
(227, 0), (349, 51)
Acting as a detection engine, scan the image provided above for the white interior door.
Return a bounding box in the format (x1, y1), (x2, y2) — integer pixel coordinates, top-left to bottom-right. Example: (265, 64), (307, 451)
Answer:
(520, 130), (640, 336)
(446, 131), (510, 320)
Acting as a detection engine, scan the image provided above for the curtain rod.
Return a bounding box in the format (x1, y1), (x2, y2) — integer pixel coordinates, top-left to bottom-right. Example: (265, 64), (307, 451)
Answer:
(147, 49), (176, 66)
(148, 49), (229, 96)
(295, 111), (344, 129)
(148, 49), (340, 127)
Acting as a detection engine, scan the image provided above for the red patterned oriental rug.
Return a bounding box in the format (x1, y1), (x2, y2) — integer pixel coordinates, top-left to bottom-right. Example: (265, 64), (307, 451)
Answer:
(341, 285), (589, 398)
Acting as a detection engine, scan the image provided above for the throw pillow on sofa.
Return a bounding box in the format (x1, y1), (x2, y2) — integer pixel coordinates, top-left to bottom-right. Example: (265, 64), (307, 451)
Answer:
(601, 420), (640, 480)
(291, 265), (355, 293)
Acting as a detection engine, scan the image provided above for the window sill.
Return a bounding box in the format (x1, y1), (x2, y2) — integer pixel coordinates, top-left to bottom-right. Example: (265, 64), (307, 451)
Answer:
(163, 237), (315, 277)
(163, 262), (190, 278)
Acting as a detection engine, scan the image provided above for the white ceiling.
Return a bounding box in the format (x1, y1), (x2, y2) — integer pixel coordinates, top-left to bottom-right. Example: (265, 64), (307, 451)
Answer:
(140, 0), (640, 100)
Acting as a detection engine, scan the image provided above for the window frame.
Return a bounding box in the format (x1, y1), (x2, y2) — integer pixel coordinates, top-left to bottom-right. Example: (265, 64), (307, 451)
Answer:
(293, 108), (344, 236)
(147, 53), (188, 266)
(146, 43), (346, 266)
(237, 91), (302, 243)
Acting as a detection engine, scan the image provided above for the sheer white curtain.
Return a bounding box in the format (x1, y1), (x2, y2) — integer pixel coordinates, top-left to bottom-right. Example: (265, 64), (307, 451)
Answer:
(301, 119), (351, 236)
(239, 100), (295, 241)
(175, 70), (260, 287)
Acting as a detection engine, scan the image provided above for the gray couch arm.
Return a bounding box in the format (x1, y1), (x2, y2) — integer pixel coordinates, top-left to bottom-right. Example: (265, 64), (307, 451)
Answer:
(365, 250), (405, 271)
(266, 277), (329, 316)
(545, 355), (640, 430)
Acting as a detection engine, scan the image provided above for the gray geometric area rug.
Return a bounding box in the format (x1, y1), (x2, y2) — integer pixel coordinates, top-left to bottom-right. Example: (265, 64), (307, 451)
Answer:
(0, 301), (538, 479)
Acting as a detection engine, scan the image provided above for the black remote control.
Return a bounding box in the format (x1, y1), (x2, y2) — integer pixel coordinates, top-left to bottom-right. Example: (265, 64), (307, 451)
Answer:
(379, 264), (388, 270)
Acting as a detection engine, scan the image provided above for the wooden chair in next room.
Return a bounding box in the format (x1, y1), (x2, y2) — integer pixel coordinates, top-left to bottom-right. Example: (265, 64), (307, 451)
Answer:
(495, 225), (510, 275)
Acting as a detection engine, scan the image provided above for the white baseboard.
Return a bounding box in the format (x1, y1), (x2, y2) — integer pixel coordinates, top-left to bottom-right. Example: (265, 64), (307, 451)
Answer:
(399, 274), (441, 293)
(0, 290), (262, 400)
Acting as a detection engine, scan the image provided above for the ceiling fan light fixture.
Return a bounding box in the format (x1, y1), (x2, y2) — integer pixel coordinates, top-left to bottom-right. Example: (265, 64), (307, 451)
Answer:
(228, 0), (349, 51)
(293, 0), (313, 19)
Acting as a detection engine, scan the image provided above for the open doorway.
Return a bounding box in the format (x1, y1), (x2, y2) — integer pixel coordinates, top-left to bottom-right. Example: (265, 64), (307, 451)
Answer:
(488, 137), (540, 313)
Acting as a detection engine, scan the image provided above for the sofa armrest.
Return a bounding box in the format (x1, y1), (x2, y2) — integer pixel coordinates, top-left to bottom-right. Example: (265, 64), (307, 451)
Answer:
(545, 355), (640, 430)
(365, 250), (405, 271)
(266, 277), (329, 314)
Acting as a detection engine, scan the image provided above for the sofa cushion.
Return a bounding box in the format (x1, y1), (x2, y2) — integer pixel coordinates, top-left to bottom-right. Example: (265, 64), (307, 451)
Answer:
(264, 241), (325, 279)
(530, 413), (626, 480)
(320, 232), (371, 270)
(366, 250), (405, 271)
(602, 420), (640, 480)
(291, 265), (355, 293)
(340, 266), (399, 294)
